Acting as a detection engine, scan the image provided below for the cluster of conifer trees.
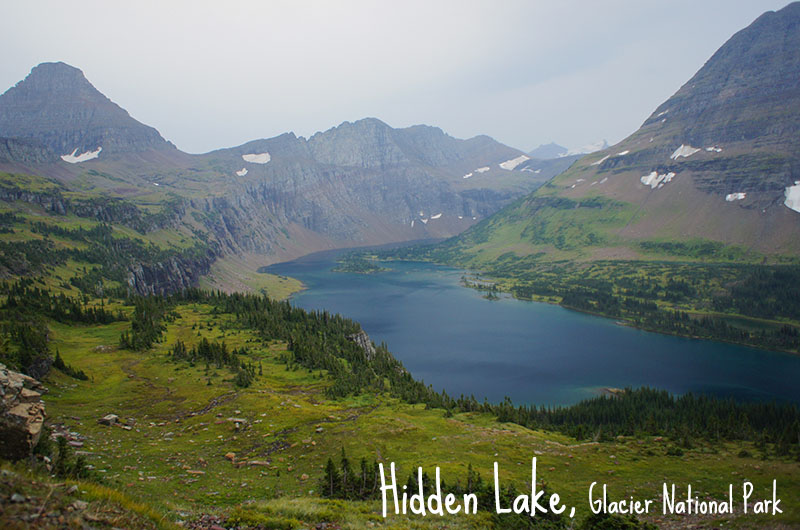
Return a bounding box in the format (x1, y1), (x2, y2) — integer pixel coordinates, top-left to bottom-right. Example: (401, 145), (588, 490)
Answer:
(319, 449), (382, 500)
(0, 280), (121, 376)
(3, 280), (122, 324)
(118, 296), (177, 350)
(170, 338), (257, 387)
(486, 388), (800, 451)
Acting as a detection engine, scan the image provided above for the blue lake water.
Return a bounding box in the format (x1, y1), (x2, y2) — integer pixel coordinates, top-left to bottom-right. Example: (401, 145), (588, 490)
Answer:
(267, 250), (800, 406)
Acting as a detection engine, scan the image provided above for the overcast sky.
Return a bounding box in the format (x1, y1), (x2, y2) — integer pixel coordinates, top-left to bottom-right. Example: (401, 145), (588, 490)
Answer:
(1, 0), (792, 154)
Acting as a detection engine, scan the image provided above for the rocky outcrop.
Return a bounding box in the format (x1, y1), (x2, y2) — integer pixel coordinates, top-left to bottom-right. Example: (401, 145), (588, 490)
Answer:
(0, 183), (184, 232)
(0, 363), (46, 460)
(0, 62), (174, 155)
(0, 186), (68, 214)
(126, 247), (217, 296)
(0, 137), (57, 164)
(348, 330), (377, 361)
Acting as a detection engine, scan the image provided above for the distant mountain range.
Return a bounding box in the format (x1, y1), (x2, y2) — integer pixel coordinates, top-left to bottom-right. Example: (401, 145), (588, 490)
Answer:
(434, 1), (800, 264)
(528, 143), (567, 159)
(0, 62), (555, 283)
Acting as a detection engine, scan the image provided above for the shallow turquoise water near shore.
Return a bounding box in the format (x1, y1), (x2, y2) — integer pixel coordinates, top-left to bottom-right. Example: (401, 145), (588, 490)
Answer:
(268, 251), (800, 406)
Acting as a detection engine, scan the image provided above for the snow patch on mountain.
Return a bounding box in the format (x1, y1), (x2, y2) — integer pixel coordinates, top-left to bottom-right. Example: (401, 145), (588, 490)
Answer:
(641, 171), (676, 189)
(499, 155), (530, 170)
(670, 145), (701, 160)
(61, 147), (101, 163)
(236, 168), (248, 176)
(565, 140), (608, 156)
(242, 152), (271, 164)
(784, 182), (800, 213)
(726, 192), (746, 202)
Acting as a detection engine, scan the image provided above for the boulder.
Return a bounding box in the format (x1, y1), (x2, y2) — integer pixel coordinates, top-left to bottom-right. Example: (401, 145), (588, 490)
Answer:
(0, 363), (46, 460)
(98, 414), (119, 426)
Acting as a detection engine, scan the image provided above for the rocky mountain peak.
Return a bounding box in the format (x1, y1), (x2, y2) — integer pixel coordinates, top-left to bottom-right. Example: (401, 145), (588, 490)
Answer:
(528, 142), (568, 160)
(642, 1), (800, 146)
(0, 61), (172, 157)
(20, 62), (95, 93)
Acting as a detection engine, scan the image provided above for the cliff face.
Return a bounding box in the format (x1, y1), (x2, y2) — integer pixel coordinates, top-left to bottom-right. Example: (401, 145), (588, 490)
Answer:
(126, 248), (217, 296)
(0, 62), (173, 156)
(195, 118), (539, 251)
(643, 4), (800, 147)
(627, 1), (800, 205)
(0, 137), (57, 164)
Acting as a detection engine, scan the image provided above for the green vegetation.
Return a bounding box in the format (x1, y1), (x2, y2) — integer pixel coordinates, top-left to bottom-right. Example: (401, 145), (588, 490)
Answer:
(333, 253), (390, 274)
(379, 241), (800, 353)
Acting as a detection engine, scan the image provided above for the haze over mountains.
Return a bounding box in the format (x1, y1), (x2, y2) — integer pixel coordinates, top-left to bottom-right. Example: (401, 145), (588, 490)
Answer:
(435, 1), (800, 264)
(0, 62), (557, 286)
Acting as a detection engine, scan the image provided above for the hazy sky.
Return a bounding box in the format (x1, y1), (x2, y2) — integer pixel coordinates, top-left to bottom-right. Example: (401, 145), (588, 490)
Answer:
(1, 0), (792, 154)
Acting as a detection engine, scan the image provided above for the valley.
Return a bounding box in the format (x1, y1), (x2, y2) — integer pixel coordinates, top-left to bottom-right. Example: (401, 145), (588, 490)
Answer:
(2, 2), (800, 529)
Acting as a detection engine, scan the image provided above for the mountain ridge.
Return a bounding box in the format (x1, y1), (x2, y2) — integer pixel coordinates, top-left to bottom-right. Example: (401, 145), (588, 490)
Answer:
(0, 62), (554, 292)
(429, 1), (800, 264)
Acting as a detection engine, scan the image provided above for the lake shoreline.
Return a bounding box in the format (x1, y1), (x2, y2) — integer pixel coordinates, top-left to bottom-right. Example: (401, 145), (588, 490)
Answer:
(266, 251), (800, 406)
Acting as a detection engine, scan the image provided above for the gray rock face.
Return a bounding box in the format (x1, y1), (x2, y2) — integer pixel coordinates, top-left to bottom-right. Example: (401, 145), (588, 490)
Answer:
(200, 117), (535, 249)
(637, 2), (800, 203)
(126, 249), (216, 296)
(0, 137), (57, 164)
(0, 62), (173, 155)
(643, 3), (800, 145)
(348, 330), (377, 361)
(0, 363), (46, 460)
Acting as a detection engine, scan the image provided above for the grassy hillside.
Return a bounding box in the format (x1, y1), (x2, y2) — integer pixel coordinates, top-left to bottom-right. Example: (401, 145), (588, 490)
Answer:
(0, 171), (300, 298)
(4, 291), (798, 529)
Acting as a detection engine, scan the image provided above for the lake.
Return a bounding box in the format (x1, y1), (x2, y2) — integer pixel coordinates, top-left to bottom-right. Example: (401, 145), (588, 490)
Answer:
(267, 250), (800, 406)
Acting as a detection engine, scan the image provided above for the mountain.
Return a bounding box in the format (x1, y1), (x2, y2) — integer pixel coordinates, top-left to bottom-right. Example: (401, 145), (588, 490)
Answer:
(0, 62), (558, 292)
(0, 62), (173, 156)
(564, 139), (608, 156)
(528, 142), (567, 159)
(433, 2), (800, 265)
(186, 119), (542, 256)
